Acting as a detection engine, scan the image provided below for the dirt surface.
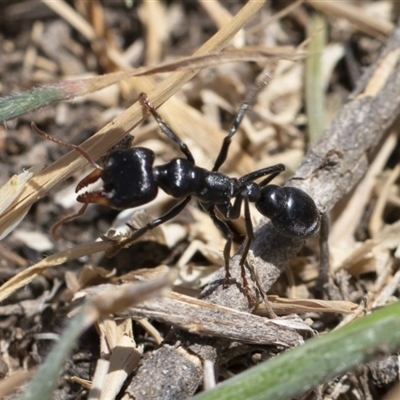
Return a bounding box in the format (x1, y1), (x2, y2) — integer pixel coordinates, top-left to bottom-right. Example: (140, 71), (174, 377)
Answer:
(0, 1), (400, 399)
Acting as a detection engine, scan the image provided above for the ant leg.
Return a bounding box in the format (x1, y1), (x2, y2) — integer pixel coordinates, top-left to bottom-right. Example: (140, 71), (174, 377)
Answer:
(114, 196), (192, 251)
(239, 196), (255, 298)
(239, 164), (285, 186)
(221, 193), (254, 298)
(31, 122), (103, 170)
(212, 72), (273, 172)
(315, 212), (331, 298)
(138, 93), (195, 164)
(50, 203), (89, 238)
(203, 204), (234, 285)
(222, 191), (277, 311)
(218, 193), (243, 221)
(240, 196), (276, 316)
(217, 193), (262, 301)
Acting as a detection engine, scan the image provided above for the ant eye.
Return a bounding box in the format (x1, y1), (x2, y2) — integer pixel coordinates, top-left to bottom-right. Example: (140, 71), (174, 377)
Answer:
(105, 156), (115, 167)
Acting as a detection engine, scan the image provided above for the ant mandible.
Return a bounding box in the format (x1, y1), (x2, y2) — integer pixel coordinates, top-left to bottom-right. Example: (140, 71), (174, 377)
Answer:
(32, 72), (320, 288)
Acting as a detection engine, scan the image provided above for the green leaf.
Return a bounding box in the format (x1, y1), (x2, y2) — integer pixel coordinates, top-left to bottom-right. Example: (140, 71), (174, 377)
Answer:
(193, 301), (400, 400)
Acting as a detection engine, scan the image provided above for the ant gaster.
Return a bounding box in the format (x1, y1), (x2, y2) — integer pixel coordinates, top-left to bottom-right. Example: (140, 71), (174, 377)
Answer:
(32, 73), (320, 288)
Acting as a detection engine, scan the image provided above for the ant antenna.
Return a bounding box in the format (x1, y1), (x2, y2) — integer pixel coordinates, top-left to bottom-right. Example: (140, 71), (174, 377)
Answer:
(50, 203), (89, 238)
(31, 122), (103, 170)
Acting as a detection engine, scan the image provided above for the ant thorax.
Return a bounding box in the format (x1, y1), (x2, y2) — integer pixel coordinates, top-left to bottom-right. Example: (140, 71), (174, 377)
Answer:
(153, 158), (235, 204)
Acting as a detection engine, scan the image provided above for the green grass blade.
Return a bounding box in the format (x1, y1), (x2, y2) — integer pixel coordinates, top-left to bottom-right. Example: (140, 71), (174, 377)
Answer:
(305, 12), (326, 144)
(20, 303), (91, 400)
(193, 301), (400, 400)
(0, 72), (127, 122)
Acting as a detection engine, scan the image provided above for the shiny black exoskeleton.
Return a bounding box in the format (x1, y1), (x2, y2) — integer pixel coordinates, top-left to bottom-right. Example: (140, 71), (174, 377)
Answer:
(99, 147), (320, 235)
(33, 76), (320, 285)
(256, 185), (320, 237)
(79, 87), (320, 281)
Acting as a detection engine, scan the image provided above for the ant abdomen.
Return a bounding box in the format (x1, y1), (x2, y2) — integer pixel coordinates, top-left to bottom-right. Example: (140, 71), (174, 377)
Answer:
(256, 185), (320, 238)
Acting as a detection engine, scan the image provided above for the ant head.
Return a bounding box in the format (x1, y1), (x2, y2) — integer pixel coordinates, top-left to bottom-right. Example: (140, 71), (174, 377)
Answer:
(77, 148), (158, 209)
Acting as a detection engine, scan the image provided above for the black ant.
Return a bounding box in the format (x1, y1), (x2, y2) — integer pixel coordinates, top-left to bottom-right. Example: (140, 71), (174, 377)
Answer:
(31, 73), (320, 290)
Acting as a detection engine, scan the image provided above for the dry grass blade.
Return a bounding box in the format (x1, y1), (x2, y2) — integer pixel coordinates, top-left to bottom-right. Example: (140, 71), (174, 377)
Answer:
(305, 0), (394, 39)
(305, 12), (326, 144)
(91, 275), (175, 316)
(369, 163), (400, 235)
(0, 164), (42, 240)
(248, 0), (303, 34)
(140, 0), (166, 65)
(0, 370), (37, 399)
(91, 274), (175, 317)
(41, 0), (97, 41)
(0, 241), (111, 302)
(257, 296), (358, 316)
(0, 45), (298, 124)
(130, 47), (306, 74)
(330, 133), (397, 246)
(92, 318), (140, 400)
(199, 0), (235, 28)
(97, 335), (140, 400)
(87, 359), (109, 399)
